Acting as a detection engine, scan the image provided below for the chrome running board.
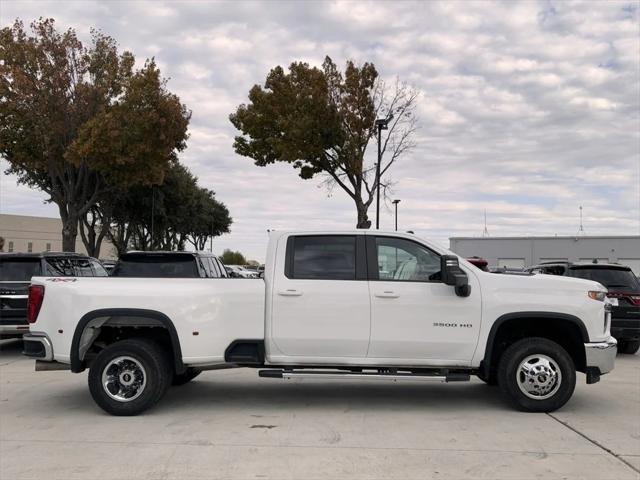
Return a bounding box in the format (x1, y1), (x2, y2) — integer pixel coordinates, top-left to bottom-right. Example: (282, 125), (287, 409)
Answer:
(259, 369), (469, 383)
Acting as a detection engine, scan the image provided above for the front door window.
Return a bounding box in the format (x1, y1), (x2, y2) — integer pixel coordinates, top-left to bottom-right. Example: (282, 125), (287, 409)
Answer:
(375, 237), (441, 282)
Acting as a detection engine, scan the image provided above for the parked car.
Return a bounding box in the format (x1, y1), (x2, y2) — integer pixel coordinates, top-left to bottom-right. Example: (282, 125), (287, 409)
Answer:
(23, 230), (615, 416)
(100, 259), (117, 275)
(527, 261), (640, 354)
(111, 251), (228, 278)
(0, 252), (107, 339)
(466, 256), (489, 271)
(243, 265), (264, 277)
(225, 265), (259, 278)
(490, 266), (532, 276)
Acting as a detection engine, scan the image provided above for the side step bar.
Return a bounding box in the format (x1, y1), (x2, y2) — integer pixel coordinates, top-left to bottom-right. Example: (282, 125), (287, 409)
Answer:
(259, 369), (470, 383)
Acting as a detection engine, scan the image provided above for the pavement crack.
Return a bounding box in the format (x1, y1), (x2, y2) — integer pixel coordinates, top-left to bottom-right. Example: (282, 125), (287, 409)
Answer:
(547, 412), (640, 475)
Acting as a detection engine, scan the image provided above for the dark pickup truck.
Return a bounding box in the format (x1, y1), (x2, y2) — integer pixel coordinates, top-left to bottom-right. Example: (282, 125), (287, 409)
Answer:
(110, 251), (229, 279)
(528, 261), (640, 354)
(0, 252), (108, 338)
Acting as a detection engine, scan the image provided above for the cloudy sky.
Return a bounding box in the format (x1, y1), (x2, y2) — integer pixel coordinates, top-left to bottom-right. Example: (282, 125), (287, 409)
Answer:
(1, 0), (639, 261)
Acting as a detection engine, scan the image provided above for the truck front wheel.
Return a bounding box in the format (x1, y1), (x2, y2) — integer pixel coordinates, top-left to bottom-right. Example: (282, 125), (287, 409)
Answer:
(498, 337), (576, 412)
(88, 338), (171, 416)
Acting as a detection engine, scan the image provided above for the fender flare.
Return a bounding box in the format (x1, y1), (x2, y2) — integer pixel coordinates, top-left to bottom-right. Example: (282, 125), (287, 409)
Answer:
(481, 311), (589, 377)
(70, 308), (184, 374)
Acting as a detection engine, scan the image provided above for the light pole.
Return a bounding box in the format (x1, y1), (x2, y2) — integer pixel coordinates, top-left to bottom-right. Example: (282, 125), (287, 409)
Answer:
(392, 199), (401, 231)
(375, 113), (393, 229)
(210, 214), (214, 253)
(150, 185), (156, 250)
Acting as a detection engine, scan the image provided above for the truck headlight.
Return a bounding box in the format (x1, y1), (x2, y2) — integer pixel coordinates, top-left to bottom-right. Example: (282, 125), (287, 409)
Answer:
(588, 291), (606, 301)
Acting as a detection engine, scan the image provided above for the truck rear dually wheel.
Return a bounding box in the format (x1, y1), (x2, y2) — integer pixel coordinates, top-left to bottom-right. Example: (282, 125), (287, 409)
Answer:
(498, 337), (576, 412)
(88, 338), (171, 416)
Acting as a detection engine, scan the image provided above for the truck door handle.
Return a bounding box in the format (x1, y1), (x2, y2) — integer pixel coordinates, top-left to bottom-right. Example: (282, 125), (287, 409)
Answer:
(375, 291), (399, 298)
(278, 289), (303, 296)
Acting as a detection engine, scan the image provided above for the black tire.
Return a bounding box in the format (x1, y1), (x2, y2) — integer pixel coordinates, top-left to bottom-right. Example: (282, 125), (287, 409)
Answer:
(498, 337), (576, 413)
(88, 338), (172, 416)
(617, 340), (640, 355)
(172, 367), (202, 386)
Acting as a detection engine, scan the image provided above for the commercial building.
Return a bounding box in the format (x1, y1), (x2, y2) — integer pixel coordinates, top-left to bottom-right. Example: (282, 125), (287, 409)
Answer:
(0, 213), (116, 259)
(449, 235), (640, 274)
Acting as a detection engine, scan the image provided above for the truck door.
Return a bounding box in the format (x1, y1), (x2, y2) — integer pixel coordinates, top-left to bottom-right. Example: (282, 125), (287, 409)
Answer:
(366, 235), (482, 363)
(270, 234), (370, 359)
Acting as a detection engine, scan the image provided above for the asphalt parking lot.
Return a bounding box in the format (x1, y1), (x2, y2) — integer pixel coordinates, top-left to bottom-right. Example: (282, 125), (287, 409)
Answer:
(0, 339), (638, 480)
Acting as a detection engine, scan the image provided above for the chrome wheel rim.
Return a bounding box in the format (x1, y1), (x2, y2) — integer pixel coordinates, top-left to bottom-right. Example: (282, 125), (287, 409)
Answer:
(516, 354), (562, 400)
(102, 356), (147, 402)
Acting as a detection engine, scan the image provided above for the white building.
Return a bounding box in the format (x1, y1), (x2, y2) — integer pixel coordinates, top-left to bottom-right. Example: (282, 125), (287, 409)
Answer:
(449, 235), (640, 274)
(0, 213), (116, 259)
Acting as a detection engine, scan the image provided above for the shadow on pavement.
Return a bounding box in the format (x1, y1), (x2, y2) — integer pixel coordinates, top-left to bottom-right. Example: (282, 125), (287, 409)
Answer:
(0, 338), (23, 354)
(157, 376), (508, 414)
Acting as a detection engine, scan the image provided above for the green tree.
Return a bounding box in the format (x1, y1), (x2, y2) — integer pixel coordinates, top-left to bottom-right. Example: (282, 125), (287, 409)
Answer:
(105, 162), (231, 254)
(0, 19), (190, 252)
(186, 187), (232, 251)
(220, 249), (246, 265)
(230, 56), (418, 229)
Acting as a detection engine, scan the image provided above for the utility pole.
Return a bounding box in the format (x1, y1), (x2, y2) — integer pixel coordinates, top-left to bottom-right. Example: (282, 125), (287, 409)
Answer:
(375, 113), (394, 229)
(578, 205), (585, 236)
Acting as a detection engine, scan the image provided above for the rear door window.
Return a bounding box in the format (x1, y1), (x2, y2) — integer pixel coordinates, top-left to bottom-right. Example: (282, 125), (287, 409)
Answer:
(45, 258), (75, 276)
(198, 256), (214, 278)
(215, 258), (228, 278)
(73, 258), (94, 277)
(287, 235), (357, 280)
(90, 259), (109, 277)
(0, 259), (42, 281)
(207, 257), (222, 278)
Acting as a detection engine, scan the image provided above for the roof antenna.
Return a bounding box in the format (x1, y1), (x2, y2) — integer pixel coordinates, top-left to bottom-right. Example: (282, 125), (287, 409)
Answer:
(577, 206), (585, 236)
(482, 209), (490, 237)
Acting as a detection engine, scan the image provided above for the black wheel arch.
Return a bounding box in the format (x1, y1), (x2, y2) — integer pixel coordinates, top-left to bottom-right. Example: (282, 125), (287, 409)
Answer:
(481, 312), (589, 380)
(70, 308), (185, 374)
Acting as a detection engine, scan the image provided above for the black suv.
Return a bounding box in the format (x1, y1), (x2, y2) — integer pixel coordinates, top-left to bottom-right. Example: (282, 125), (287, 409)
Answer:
(528, 261), (640, 354)
(111, 251), (228, 278)
(0, 252), (108, 338)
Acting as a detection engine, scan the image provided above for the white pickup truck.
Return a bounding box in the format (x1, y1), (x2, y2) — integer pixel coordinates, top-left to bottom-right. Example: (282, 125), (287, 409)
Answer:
(23, 231), (617, 416)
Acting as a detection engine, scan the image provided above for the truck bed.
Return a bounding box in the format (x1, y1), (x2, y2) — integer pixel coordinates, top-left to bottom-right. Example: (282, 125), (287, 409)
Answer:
(30, 277), (266, 366)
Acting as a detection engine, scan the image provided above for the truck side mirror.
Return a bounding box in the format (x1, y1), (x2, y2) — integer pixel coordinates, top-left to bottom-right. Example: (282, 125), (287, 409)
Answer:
(440, 255), (471, 297)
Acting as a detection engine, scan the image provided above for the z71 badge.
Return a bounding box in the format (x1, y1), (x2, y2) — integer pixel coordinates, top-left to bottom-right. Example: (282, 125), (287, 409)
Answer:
(45, 278), (77, 283)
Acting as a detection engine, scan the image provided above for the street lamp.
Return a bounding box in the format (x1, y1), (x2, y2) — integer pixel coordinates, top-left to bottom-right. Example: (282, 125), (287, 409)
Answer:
(375, 113), (393, 230)
(150, 185), (156, 251)
(210, 223), (213, 253)
(392, 199), (401, 231)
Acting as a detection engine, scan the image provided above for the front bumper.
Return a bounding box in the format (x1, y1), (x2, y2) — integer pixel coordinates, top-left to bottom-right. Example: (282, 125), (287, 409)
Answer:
(22, 333), (54, 361)
(585, 337), (617, 375)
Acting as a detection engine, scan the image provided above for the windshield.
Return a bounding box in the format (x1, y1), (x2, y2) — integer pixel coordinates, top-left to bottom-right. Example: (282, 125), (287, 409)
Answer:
(0, 259), (42, 281)
(112, 255), (198, 278)
(568, 267), (640, 292)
